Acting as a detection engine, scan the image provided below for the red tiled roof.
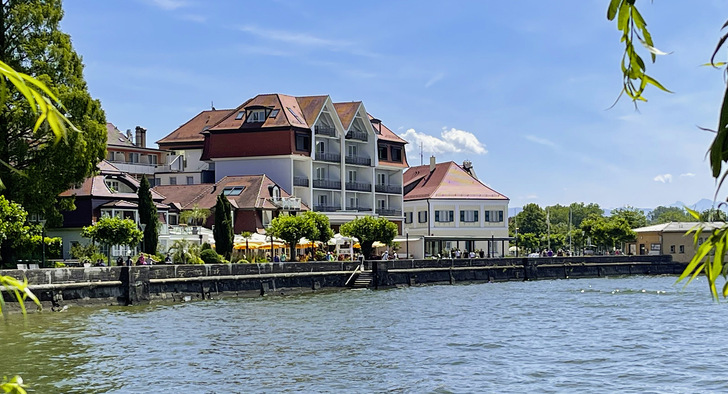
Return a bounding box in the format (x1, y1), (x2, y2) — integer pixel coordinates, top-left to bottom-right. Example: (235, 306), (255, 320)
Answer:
(157, 109), (234, 145)
(59, 161), (166, 201)
(106, 123), (134, 147)
(153, 175), (309, 211)
(296, 95), (328, 128)
(210, 94), (314, 131)
(333, 102), (361, 130)
(368, 114), (407, 144)
(403, 161), (508, 201)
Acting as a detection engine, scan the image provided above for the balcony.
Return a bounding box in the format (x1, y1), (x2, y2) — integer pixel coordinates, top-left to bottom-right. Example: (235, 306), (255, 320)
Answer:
(376, 208), (402, 216)
(375, 184), (402, 194)
(293, 176), (309, 187)
(346, 129), (368, 141)
(269, 196), (302, 211)
(345, 155), (371, 166)
(312, 179), (341, 189)
(109, 161), (157, 175)
(315, 125), (337, 137)
(346, 206), (373, 212)
(317, 152), (341, 163)
(345, 181), (371, 192)
(314, 205), (341, 212)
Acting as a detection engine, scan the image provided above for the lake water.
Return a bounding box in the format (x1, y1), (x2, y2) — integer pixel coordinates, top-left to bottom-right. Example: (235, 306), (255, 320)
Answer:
(1, 275), (727, 393)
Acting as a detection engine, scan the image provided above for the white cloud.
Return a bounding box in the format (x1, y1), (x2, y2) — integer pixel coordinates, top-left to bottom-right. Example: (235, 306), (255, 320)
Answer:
(238, 25), (352, 49)
(425, 72), (445, 88)
(148, 0), (189, 10)
(654, 174), (673, 183)
(524, 134), (557, 148)
(680, 173), (695, 177)
(401, 128), (487, 156)
(178, 14), (206, 23)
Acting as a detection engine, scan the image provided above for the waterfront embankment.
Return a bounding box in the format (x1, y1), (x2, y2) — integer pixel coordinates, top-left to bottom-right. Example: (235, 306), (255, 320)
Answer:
(0, 255), (683, 310)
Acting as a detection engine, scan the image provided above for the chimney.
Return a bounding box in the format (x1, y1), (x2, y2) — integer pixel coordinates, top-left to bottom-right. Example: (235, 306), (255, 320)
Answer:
(135, 126), (147, 148)
(429, 156), (436, 172)
(370, 118), (382, 134)
(126, 129), (132, 142)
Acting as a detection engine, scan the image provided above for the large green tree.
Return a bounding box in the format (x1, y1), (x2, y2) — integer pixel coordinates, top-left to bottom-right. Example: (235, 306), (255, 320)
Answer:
(268, 214), (315, 262)
(340, 216), (397, 259)
(137, 176), (158, 254)
(213, 194), (233, 260)
(0, 1), (106, 260)
(81, 217), (142, 264)
(611, 206), (648, 229)
(648, 206), (691, 224)
(303, 210), (333, 249)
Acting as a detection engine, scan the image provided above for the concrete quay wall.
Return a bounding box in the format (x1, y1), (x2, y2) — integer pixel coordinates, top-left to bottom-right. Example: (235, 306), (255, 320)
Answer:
(0, 255), (684, 310)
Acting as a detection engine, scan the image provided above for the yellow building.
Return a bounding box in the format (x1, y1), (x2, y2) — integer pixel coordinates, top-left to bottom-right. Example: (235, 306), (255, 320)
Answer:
(628, 222), (724, 263)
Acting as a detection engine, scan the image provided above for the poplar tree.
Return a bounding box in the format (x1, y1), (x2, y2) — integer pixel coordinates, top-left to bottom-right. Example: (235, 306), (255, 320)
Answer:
(137, 176), (158, 254)
(213, 194), (233, 260)
(0, 1), (107, 259)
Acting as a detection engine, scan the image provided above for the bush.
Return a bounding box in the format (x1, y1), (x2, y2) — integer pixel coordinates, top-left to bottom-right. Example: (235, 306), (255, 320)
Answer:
(236, 258), (249, 264)
(54, 261), (66, 268)
(200, 249), (223, 264)
(201, 242), (212, 251)
(314, 250), (326, 261)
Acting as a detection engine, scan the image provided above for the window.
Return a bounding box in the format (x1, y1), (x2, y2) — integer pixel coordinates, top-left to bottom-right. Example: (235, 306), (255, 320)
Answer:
(222, 186), (245, 196)
(377, 199), (386, 209)
(169, 214), (178, 225)
(377, 173), (386, 185)
(105, 180), (119, 192)
(154, 178), (161, 186)
(186, 176), (194, 185)
(316, 167), (326, 180)
(347, 144), (357, 157)
(246, 109), (266, 123)
(435, 210), (454, 222)
(378, 145), (388, 160)
(460, 210), (479, 222)
(405, 212), (413, 224)
(485, 210), (505, 222)
(349, 197), (358, 208)
(348, 170), (357, 182)
(296, 133), (311, 151)
(318, 194), (328, 206)
(317, 141), (325, 155)
(418, 211), (428, 223)
(235, 111), (244, 120)
(169, 177), (177, 185)
(679, 245), (685, 254)
(128, 152), (140, 163)
(269, 109), (279, 118)
(670, 245), (675, 253)
(149, 155), (157, 164)
(391, 147), (402, 162)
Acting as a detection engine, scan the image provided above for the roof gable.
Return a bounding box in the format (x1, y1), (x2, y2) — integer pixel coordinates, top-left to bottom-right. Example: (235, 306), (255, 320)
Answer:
(403, 161), (508, 201)
(157, 109), (234, 145)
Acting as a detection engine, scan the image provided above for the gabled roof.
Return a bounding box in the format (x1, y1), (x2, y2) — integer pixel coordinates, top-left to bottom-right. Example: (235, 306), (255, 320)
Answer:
(210, 94), (318, 131)
(633, 222), (725, 233)
(403, 161), (508, 201)
(333, 102), (361, 130)
(153, 175), (308, 211)
(368, 114), (407, 144)
(59, 160), (166, 201)
(296, 95), (329, 127)
(157, 109), (234, 145)
(106, 123), (135, 147)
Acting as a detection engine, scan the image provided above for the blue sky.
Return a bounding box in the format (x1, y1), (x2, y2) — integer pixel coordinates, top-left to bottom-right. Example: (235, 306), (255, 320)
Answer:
(60, 0), (728, 210)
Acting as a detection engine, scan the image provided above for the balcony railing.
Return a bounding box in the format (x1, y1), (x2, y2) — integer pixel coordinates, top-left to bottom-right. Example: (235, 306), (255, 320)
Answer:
(345, 182), (371, 192)
(315, 126), (337, 137)
(312, 179), (341, 189)
(345, 155), (371, 166)
(346, 206), (373, 212)
(375, 184), (402, 194)
(314, 205), (341, 212)
(269, 196), (302, 210)
(293, 176), (309, 187)
(317, 152), (341, 163)
(346, 129), (368, 141)
(376, 208), (402, 216)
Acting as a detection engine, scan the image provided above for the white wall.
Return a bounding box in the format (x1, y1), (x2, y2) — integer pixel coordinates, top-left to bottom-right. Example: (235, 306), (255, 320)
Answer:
(214, 157), (294, 192)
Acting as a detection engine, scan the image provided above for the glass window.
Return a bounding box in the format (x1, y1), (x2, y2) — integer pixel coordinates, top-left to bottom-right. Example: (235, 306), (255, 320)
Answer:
(679, 245), (685, 254)
(222, 186), (245, 196)
(296, 133), (310, 151)
(348, 170), (357, 182)
(169, 177), (177, 185)
(460, 210), (478, 222)
(418, 211), (428, 223)
(378, 145), (388, 160)
(391, 147), (402, 162)
(235, 111), (244, 120)
(670, 245), (675, 253)
(435, 210), (454, 222)
(246, 109), (266, 123)
(377, 173), (386, 185)
(405, 212), (413, 224)
(186, 176), (194, 185)
(149, 155), (157, 164)
(269, 109), (279, 118)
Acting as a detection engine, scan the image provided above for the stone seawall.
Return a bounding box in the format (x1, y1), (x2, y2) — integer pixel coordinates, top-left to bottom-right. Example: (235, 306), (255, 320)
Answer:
(0, 255), (684, 310)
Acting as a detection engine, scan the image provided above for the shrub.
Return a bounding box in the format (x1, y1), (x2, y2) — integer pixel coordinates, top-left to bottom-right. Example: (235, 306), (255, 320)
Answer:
(201, 242), (212, 251)
(54, 261), (66, 268)
(200, 249), (223, 264)
(236, 258), (249, 264)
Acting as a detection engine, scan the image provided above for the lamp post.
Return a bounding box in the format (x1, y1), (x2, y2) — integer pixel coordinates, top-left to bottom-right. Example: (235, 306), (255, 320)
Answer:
(405, 230), (409, 259)
(38, 219), (47, 268)
(515, 227), (519, 257)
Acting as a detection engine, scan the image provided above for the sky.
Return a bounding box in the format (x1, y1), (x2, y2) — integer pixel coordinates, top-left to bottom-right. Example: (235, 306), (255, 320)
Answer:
(59, 0), (728, 210)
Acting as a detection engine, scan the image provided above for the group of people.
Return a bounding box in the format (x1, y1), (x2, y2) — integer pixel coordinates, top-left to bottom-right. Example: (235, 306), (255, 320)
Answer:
(114, 254), (172, 266)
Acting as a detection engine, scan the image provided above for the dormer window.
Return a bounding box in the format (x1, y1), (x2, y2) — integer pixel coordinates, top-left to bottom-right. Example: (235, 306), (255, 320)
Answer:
(269, 109), (279, 118)
(246, 109), (267, 123)
(235, 111), (244, 120)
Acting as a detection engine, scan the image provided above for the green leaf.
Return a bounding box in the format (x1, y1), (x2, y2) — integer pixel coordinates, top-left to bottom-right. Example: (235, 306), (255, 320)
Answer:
(617, 1), (630, 32)
(643, 74), (673, 93)
(607, 0), (622, 21)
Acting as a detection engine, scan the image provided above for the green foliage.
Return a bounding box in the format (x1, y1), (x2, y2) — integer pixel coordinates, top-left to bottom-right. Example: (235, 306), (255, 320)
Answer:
(200, 248), (224, 264)
(81, 217), (143, 259)
(70, 242), (98, 260)
(180, 204), (210, 226)
(1, 374), (28, 393)
(13, 234), (61, 261)
(340, 216), (397, 259)
(303, 211), (334, 244)
(699, 208), (727, 222)
(314, 249), (326, 261)
(213, 194), (233, 260)
(0, 275), (40, 317)
(137, 176), (159, 254)
(268, 214), (315, 262)
(514, 203), (547, 235)
(0, 196), (27, 246)
(167, 239), (203, 265)
(611, 206), (648, 228)
(648, 206), (691, 224)
(607, 0), (671, 106)
(0, 0), (106, 231)
(53, 261), (65, 268)
(581, 215), (636, 251)
(201, 242), (211, 251)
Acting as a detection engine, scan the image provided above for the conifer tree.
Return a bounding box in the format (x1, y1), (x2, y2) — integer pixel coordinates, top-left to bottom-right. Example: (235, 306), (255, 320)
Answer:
(137, 176), (158, 254)
(213, 194), (233, 260)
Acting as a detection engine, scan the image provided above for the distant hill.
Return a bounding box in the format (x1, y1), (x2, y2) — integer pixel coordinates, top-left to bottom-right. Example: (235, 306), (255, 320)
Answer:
(509, 199), (725, 219)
